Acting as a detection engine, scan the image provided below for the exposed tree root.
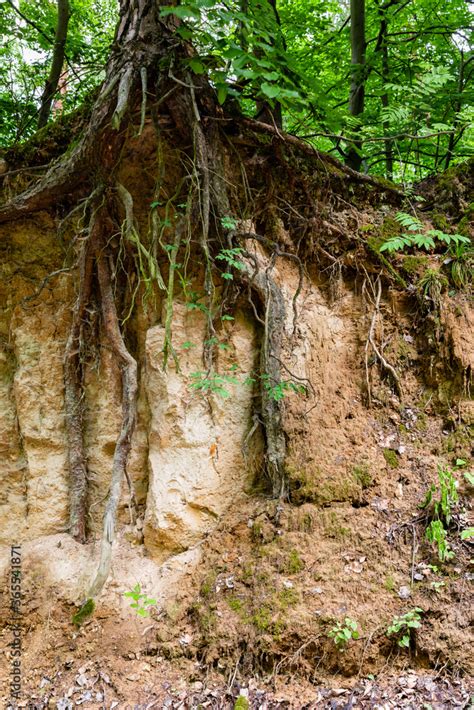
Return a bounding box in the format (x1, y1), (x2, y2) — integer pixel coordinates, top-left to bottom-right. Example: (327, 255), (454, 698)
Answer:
(363, 273), (402, 405)
(64, 228), (95, 543)
(87, 229), (138, 599)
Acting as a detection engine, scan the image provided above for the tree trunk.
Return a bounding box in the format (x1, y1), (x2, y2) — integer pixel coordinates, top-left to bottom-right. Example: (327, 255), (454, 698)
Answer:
(346, 0), (366, 172)
(37, 0), (71, 129)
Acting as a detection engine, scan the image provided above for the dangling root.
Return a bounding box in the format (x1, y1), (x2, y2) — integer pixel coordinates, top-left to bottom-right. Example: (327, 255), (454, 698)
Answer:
(64, 229), (96, 543)
(86, 230), (138, 600)
(246, 252), (288, 498)
(363, 272), (402, 405)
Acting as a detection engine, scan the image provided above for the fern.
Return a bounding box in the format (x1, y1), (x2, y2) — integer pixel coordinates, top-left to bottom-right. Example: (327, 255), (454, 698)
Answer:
(380, 212), (471, 254)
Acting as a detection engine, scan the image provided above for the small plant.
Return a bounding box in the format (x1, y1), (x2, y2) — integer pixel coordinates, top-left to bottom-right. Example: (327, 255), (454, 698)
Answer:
(72, 598), (95, 627)
(420, 465), (459, 524)
(460, 527), (474, 541)
(262, 374), (307, 401)
(123, 584), (157, 618)
(328, 617), (360, 650)
(380, 212), (470, 253)
(447, 241), (473, 289)
(286, 549), (304, 574)
(425, 520), (454, 561)
(189, 368), (240, 398)
(220, 215), (239, 231)
(463, 471), (474, 486)
(420, 465), (459, 562)
(417, 269), (449, 305)
(216, 247), (245, 280)
(387, 608), (423, 648)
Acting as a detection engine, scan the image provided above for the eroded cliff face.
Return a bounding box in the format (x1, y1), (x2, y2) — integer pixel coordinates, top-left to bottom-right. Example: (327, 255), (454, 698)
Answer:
(1, 202), (473, 601)
(0, 180), (473, 705)
(0, 212), (399, 602)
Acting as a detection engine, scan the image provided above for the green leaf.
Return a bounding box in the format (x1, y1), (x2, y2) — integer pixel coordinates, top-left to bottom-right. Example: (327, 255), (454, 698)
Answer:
(260, 82), (281, 99)
(217, 84), (228, 105)
(188, 58), (206, 74)
(160, 6), (201, 20)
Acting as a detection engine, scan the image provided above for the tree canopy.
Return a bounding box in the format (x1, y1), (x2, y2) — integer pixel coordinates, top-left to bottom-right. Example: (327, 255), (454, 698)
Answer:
(1, 0), (472, 181)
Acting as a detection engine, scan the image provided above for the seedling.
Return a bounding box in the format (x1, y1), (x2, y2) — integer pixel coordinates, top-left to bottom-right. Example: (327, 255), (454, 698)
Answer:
(123, 584), (157, 618)
(328, 617), (360, 649)
(420, 465), (459, 561)
(387, 608), (423, 648)
(425, 520), (454, 562)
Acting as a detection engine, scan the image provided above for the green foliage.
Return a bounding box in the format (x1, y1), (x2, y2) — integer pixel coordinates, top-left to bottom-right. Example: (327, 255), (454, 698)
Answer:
(216, 247), (246, 281)
(380, 213), (471, 253)
(189, 368), (240, 398)
(420, 465), (459, 562)
(0, 0), (471, 180)
(72, 598), (95, 626)
(463, 471), (474, 486)
(383, 448), (399, 468)
(420, 465), (459, 524)
(460, 527), (474, 541)
(328, 617), (360, 650)
(123, 584), (157, 618)
(285, 549), (304, 574)
(425, 520), (454, 562)
(0, 0), (117, 144)
(262, 374), (306, 401)
(387, 608), (423, 648)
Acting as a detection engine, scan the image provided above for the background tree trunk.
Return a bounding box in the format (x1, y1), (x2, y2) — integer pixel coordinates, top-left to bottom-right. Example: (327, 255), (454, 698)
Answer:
(37, 0), (70, 129)
(346, 0), (366, 171)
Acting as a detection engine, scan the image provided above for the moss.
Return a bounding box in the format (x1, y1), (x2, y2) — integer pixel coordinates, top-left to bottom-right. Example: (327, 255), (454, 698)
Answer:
(200, 571), (217, 598)
(384, 575), (395, 592)
(227, 597), (244, 613)
(442, 425), (473, 461)
(252, 606), (272, 631)
(72, 598), (95, 626)
(288, 462), (361, 506)
(431, 212), (451, 232)
(402, 255), (429, 276)
(234, 697), (250, 710)
(383, 448), (399, 468)
(278, 588), (299, 609)
(286, 549), (304, 574)
(250, 522), (262, 543)
(192, 602), (216, 634)
(416, 412), (428, 432)
(352, 463), (373, 489)
(321, 511), (351, 540)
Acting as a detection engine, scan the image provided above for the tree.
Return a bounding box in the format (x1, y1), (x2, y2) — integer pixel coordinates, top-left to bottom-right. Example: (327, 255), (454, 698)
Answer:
(37, 0), (70, 129)
(0, 0), (293, 607)
(347, 0), (366, 171)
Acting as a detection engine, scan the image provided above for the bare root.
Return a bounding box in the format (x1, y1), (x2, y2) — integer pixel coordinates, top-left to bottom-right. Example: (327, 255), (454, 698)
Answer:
(88, 234), (138, 599)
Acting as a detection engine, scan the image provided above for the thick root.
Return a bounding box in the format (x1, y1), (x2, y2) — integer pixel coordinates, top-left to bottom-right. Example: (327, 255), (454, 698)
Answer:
(64, 232), (95, 543)
(87, 233), (138, 599)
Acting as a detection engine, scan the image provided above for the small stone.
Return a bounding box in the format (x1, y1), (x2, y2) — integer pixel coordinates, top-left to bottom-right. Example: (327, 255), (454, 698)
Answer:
(283, 580), (294, 589)
(398, 586), (411, 599)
